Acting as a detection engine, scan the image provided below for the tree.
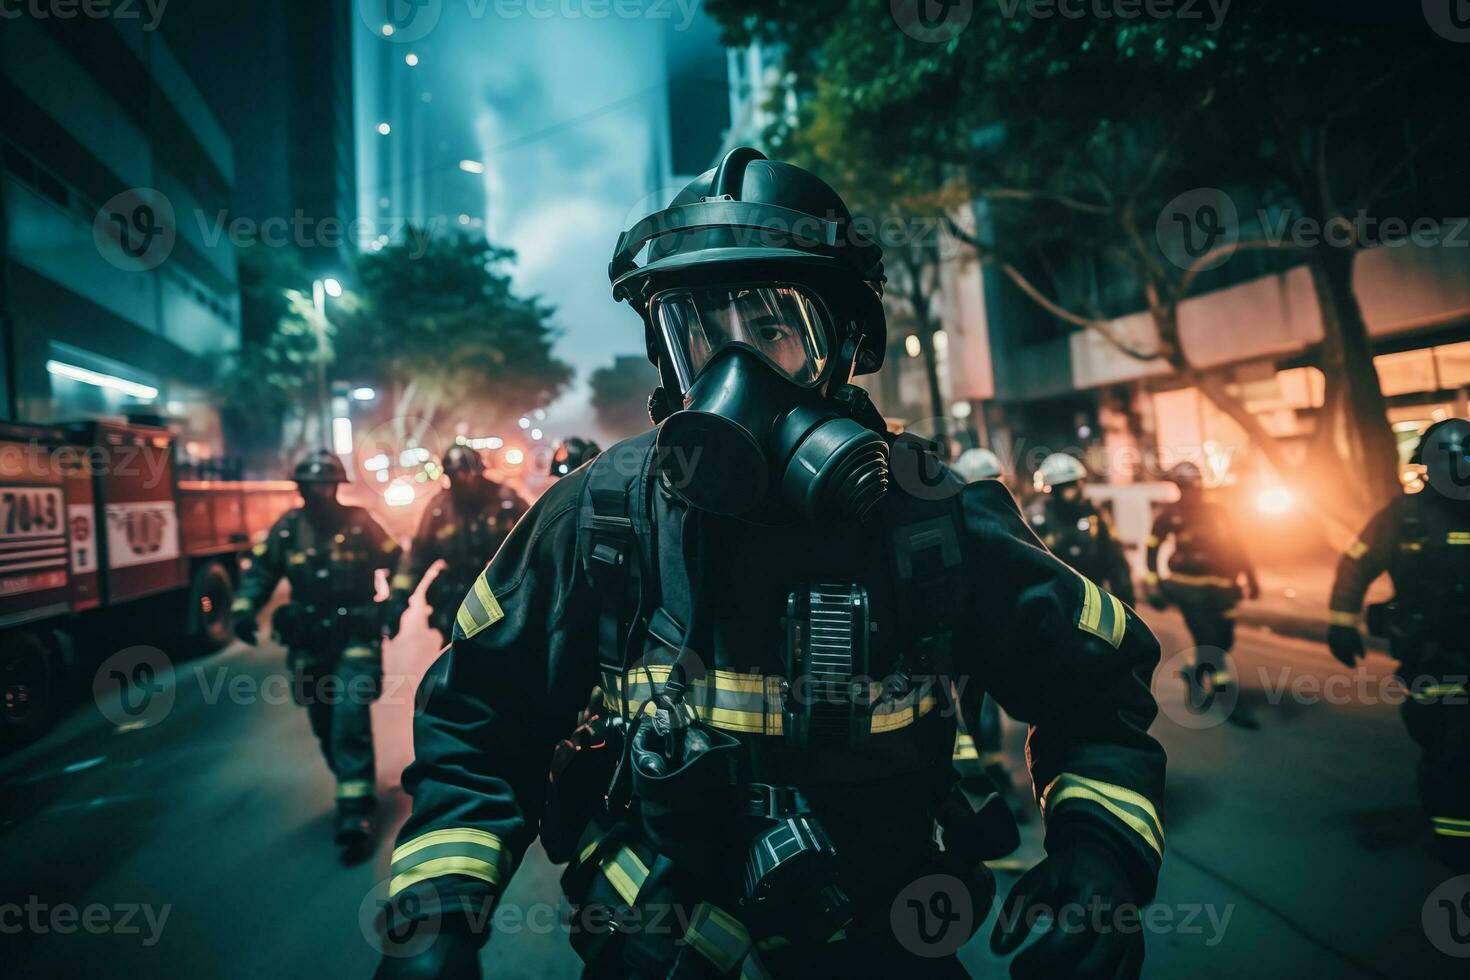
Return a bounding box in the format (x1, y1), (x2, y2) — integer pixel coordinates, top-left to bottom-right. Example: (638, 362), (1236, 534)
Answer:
(220, 230), (573, 471)
(707, 1), (1467, 526)
(588, 357), (660, 441)
(334, 228), (573, 451)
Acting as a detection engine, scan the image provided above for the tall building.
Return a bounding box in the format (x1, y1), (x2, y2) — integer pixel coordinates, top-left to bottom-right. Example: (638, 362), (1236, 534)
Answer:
(164, 1), (358, 281)
(0, 14), (239, 457)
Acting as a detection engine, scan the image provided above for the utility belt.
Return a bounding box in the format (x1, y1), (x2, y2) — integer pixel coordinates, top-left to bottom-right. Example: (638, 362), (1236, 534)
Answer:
(272, 601), (382, 653)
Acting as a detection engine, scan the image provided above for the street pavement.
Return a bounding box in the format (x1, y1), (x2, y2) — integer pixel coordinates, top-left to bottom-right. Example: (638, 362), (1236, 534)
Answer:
(1, 596), (1466, 978)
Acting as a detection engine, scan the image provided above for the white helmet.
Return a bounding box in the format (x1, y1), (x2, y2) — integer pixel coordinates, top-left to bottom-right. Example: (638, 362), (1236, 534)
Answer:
(1035, 452), (1088, 491)
(953, 448), (1003, 482)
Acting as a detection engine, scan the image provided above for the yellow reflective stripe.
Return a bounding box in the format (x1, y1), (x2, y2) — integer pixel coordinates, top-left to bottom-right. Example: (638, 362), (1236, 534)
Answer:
(390, 573), (416, 590)
(390, 856), (499, 896)
(1448, 532), (1470, 545)
(1044, 773), (1164, 858)
(455, 602), (477, 637)
(1145, 535), (1160, 548)
(473, 575), (503, 623)
(1346, 539), (1369, 559)
(393, 827), (504, 864)
(628, 662), (766, 695)
(1144, 572), (1159, 586)
(1433, 827), (1470, 838)
(337, 779), (374, 799)
(1107, 592), (1126, 647)
(230, 597), (254, 613)
(684, 903), (752, 974)
(251, 542), (269, 556)
(1079, 576), (1101, 633)
(578, 838), (601, 865)
(288, 553), (307, 565)
(1328, 610), (1358, 627)
(870, 695), (936, 733)
(1165, 573), (1236, 588)
(343, 644), (377, 659)
(1433, 816), (1470, 828)
(953, 733), (978, 761)
(600, 846), (649, 905)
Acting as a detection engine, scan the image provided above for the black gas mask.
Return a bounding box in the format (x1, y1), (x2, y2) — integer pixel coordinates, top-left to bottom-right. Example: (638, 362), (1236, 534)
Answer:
(650, 282), (889, 521)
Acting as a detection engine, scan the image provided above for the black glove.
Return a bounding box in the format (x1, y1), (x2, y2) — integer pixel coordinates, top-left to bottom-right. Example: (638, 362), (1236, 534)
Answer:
(384, 596), (409, 640)
(991, 826), (1149, 979)
(1326, 625), (1364, 668)
(373, 925), (483, 980)
(232, 608), (258, 645)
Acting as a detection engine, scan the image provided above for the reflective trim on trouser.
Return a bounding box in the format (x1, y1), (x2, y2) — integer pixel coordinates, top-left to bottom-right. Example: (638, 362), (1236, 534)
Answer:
(330, 654), (378, 804)
(390, 828), (507, 896)
(1043, 772), (1164, 859)
(343, 644), (377, 659)
(230, 597), (254, 613)
(1328, 610), (1359, 628)
(390, 573), (416, 591)
(337, 779), (374, 799)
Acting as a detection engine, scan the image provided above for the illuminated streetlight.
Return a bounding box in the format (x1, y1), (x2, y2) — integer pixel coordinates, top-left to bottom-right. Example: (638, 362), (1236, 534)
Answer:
(351, 387), (375, 401)
(377, 122), (392, 135)
(459, 160), (485, 174)
(381, 23), (395, 36)
(904, 334), (922, 358)
(323, 277), (343, 298)
(1256, 486), (1294, 516)
(530, 428), (543, 441)
(518, 417), (530, 429)
(405, 53), (419, 66)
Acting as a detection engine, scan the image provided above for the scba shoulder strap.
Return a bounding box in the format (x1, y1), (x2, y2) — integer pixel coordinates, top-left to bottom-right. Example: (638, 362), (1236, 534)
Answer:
(885, 434), (966, 661)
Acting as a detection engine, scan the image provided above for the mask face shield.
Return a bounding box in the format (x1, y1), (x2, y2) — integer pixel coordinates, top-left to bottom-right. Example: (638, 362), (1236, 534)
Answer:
(651, 283), (831, 393)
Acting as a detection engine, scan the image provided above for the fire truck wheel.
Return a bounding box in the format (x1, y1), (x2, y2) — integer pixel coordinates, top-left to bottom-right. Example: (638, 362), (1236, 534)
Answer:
(0, 628), (57, 748)
(186, 561), (236, 655)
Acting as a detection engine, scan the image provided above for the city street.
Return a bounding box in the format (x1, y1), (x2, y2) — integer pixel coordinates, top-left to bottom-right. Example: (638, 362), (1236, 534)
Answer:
(1, 596), (1463, 979)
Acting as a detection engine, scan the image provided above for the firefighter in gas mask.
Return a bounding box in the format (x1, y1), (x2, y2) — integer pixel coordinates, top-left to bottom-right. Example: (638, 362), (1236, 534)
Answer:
(231, 451), (399, 856)
(385, 445), (528, 643)
(377, 149), (1166, 979)
(1027, 453), (1135, 608)
(1327, 418), (1470, 870)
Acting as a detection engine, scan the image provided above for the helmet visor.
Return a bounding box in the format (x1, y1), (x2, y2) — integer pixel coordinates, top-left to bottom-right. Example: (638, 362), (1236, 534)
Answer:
(652, 283), (830, 389)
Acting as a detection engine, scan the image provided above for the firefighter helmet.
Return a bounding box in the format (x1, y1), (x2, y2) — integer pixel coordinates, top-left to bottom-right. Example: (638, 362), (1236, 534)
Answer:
(1035, 453), (1087, 491)
(953, 448), (1003, 483)
(610, 147), (888, 383)
(549, 437), (601, 478)
(293, 451), (348, 484)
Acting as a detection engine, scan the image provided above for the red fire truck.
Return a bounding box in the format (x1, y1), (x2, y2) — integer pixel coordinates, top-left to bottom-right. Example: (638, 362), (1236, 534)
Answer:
(0, 419), (298, 745)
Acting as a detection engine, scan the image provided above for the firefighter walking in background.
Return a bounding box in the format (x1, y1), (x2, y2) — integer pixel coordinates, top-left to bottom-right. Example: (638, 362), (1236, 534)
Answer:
(231, 450), (400, 857)
(385, 445), (529, 644)
(377, 149), (1166, 979)
(1027, 452), (1136, 606)
(548, 436), (602, 479)
(1327, 418), (1470, 871)
(1144, 463), (1260, 725)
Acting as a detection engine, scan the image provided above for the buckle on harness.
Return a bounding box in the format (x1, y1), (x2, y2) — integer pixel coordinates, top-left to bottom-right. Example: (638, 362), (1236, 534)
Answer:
(746, 784), (811, 821)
